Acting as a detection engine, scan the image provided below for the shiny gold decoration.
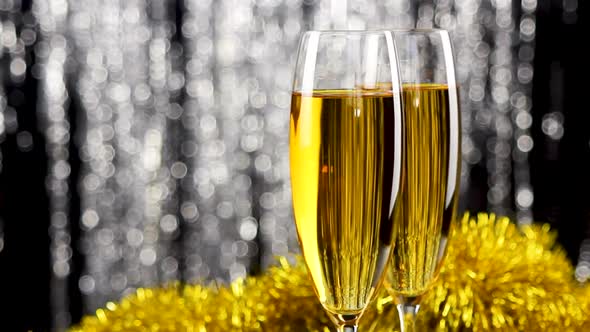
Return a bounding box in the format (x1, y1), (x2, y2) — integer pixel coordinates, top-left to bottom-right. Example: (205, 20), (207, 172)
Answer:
(70, 213), (590, 331)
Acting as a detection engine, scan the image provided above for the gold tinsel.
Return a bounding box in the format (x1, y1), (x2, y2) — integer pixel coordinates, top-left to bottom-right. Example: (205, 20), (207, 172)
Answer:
(70, 213), (590, 331)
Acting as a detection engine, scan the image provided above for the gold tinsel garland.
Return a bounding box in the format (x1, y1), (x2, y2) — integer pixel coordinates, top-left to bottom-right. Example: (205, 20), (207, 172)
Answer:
(70, 213), (590, 331)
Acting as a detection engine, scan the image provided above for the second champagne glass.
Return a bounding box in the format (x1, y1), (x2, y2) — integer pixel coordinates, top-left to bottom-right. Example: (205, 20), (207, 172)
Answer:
(386, 29), (461, 331)
(290, 31), (404, 331)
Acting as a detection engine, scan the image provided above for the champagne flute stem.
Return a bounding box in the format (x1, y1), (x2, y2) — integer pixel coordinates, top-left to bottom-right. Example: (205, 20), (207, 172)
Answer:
(330, 313), (359, 331)
(396, 303), (420, 332)
(338, 325), (358, 332)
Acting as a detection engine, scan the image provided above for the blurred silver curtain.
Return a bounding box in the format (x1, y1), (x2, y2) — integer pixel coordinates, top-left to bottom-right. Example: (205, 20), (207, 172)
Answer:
(0, 0), (547, 329)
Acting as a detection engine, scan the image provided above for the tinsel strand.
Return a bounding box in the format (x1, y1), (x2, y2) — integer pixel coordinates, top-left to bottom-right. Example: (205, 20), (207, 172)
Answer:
(70, 213), (590, 331)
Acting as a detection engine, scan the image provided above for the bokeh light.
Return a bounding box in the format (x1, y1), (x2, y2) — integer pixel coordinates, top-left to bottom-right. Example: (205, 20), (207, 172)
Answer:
(0, 0), (556, 330)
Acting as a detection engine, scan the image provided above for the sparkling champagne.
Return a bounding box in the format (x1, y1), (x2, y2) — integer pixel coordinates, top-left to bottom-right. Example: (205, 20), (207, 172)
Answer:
(289, 89), (399, 315)
(387, 84), (460, 297)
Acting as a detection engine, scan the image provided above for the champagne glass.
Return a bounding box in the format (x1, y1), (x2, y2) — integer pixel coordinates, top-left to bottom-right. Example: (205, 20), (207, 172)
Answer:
(386, 29), (461, 331)
(289, 30), (404, 332)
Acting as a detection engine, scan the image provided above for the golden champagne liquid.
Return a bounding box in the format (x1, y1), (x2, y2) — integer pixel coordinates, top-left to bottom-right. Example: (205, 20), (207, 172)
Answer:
(387, 84), (460, 298)
(290, 89), (398, 316)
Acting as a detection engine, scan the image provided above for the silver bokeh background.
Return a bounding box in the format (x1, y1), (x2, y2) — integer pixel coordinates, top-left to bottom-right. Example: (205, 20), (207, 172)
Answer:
(1, 0), (572, 329)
